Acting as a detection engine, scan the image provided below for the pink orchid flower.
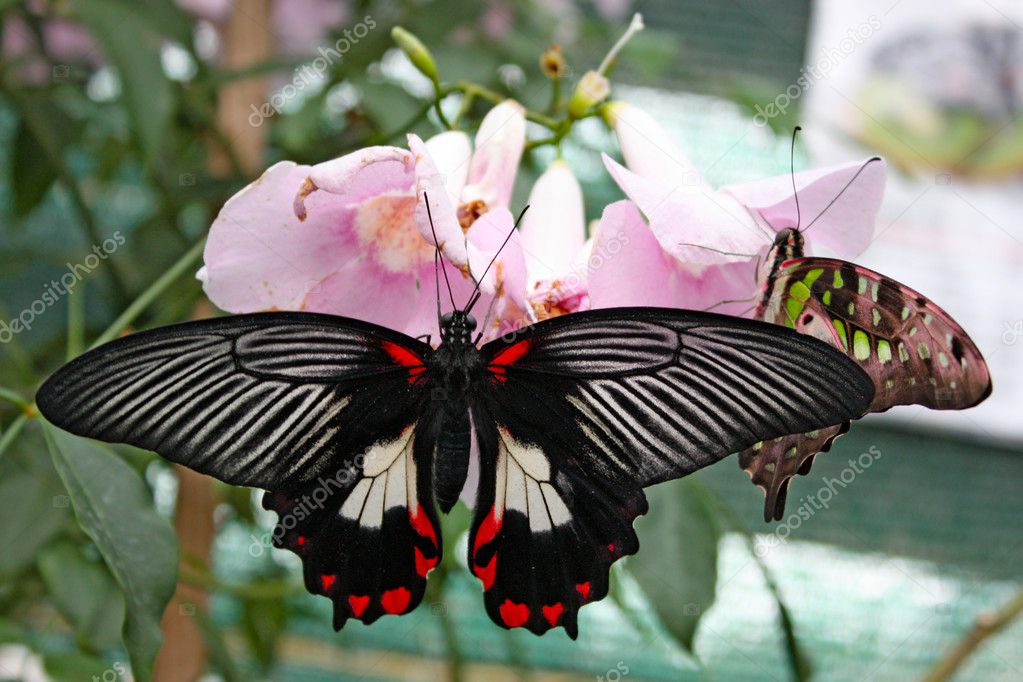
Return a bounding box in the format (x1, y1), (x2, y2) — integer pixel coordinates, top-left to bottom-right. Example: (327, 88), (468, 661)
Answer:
(594, 114), (886, 311)
(198, 119), (528, 342)
(517, 160), (590, 320)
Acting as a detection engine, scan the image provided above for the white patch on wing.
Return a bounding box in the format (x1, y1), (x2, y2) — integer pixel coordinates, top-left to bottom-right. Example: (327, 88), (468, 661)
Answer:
(360, 475), (387, 528)
(340, 424), (418, 527)
(526, 479), (551, 532)
(498, 427), (550, 480)
(494, 426), (572, 529)
(541, 482), (572, 526)
(505, 457), (528, 514)
(363, 427), (415, 476)
(340, 478), (372, 520)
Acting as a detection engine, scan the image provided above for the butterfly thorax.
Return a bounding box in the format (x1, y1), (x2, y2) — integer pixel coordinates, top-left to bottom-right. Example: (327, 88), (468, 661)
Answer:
(756, 228), (806, 318)
(430, 310), (484, 511)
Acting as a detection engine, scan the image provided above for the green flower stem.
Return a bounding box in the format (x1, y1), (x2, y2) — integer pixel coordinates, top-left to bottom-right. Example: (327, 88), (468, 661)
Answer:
(91, 238), (206, 349)
(452, 80), (560, 130)
(0, 413), (29, 459)
(922, 589), (1023, 682)
(180, 568), (303, 601)
(67, 282), (85, 361)
(0, 388), (29, 409)
(367, 98), (438, 146)
(452, 91), (476, 128)
(547, 76), (562, 115)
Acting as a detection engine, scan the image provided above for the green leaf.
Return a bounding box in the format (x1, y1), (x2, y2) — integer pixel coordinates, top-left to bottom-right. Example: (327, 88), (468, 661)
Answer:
(628, 478), (721, 650)
(71, 0), (176, 165)
(0, 461), (71, 579)
(43, 651), (121, 682)
(37, 540), (126, 649)
(11, 119), (58, 217)
(241, 596), (288, 670)
(0, 617), (26, 644)
(44, 424), (178, 682)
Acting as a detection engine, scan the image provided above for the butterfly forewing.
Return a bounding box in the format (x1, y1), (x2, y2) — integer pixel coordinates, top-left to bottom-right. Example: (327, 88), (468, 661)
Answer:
(36, 312), (442, 627)
(742, 257), (992, 520)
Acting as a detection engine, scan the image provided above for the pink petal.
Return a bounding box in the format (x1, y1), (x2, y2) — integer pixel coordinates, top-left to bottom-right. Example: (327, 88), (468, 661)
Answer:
(604, 101), (707, 189)
(295, 145), (415, 219)
(301, 259), (425, 334)
(603, 154), (767, 267)
(271, 0), (349, 55)
(588, 200), (689, 309)
(720, 158), (886, 258)
(588, 200), (755, 314)
(424, 130), (472, 202)
(518, 160), (586, 283)
(409, 134), (487, 278)
(200, 161), (358, 313)
(461, 100), (526, 209)
(468, 208), (528, 312)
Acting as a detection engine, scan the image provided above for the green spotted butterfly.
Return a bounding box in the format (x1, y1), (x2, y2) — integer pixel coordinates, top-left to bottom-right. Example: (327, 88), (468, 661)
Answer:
(741, 227), (992, 521)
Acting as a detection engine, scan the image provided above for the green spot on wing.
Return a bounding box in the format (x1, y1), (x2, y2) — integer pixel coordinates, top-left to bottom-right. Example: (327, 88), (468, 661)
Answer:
(786, 297), (804, 325)
(853, 330), (871, 361)
(833, 270), (844, 288)
(832, 319), (848, 350)
(877, 339), (892, 363)
(822, 290), (832, 305)
(790, 280), (811, 302)
(803, 268), (824, 287)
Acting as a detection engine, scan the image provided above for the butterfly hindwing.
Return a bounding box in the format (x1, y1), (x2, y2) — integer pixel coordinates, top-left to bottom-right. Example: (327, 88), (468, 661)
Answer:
(469, 308), (875, 635)
(262, 419), (442, 628)
(743, 257), (992, 520)
(37, 312), (441, 626)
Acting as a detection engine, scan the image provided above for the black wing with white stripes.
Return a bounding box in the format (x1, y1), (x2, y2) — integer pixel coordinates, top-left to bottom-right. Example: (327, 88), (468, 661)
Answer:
(37, 312), (444, 628)
(467, 307), (874, 637)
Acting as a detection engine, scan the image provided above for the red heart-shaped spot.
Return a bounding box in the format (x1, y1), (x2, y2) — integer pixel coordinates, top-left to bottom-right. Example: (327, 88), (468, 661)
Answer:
(381, 587), (411, 614)
(320, 574), (337, 592)
(347, 594), (370, 618)
(499, 599), (530, 628)
(542, 603), (564, 626)
(576, 581), (591, 601)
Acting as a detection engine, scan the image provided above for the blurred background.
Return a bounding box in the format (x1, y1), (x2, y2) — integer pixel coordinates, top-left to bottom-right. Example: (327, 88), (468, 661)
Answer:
(0, 0), (1021, 680)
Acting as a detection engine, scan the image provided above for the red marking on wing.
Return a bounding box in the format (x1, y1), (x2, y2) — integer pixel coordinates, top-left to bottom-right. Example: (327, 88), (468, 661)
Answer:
(348, 594), (370, 617)
(320, 574), (337, 592)
(488, 339), (531, 382)
(381, 587), (411, 614)
(542, 603), (564, 626)
(409, 507), (437, 547)
(382, 340), (426, 384)
(607, 543), (615, 553)
(414, 547), (438, 578)
(474, 554), (497, 591)
(575, 582), (591, 601)
(473, 507), (502, 556)
(500, 599), (530, 627)
(296, 535), (306, 547)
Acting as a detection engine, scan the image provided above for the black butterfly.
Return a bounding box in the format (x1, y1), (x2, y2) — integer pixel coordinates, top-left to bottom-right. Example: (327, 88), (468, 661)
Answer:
(37, 208), (875, 638)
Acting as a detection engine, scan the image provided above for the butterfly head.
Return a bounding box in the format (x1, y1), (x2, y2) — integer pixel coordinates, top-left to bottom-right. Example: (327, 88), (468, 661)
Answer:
(440, 310), (477, 345)
(773, 227), (805, 259)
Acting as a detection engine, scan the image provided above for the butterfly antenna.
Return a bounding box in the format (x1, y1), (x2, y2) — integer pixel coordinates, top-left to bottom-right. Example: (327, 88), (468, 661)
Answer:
(803, 156), (882, 234)
(464, 204), (529, 314)
(790, 125), (802, 232)
(424, 192), (457, 311)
